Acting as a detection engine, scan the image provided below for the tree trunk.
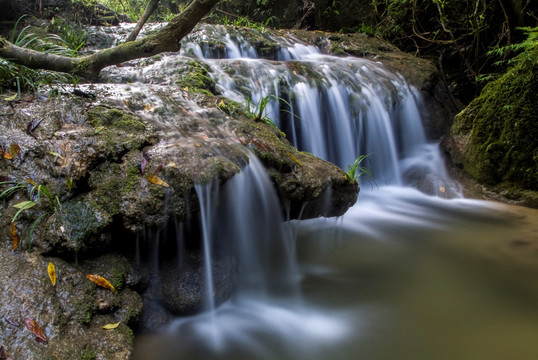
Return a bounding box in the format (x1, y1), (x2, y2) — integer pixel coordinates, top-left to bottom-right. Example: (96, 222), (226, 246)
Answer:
(125, 0), (161, 42)
(0, 0), (220, 79)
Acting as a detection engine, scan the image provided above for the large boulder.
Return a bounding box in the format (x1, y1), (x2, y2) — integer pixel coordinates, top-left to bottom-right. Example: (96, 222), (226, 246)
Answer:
(443, 49), (538, 207)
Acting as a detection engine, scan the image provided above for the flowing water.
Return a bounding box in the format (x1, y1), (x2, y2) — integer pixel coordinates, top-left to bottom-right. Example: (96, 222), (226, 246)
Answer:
(127, 25), (538, 359)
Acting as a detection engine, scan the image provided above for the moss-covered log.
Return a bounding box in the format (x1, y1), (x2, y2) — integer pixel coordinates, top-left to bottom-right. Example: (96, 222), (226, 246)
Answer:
(0, 0), (220, 79)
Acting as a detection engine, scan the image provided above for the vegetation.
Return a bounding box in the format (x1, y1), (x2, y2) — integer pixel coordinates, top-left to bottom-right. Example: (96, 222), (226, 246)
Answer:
(346, 154), (374, 184)
(1, 178), (63, 248)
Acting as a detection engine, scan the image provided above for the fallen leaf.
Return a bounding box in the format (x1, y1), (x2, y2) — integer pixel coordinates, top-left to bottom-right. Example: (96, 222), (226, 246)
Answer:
(3, 93), (18, 101)
(26, 118), (43, 139)
(26, 178), (38, 187)
(11, 222), (19, 251)
(141, 154), (148, 175)
(0, 345), (14, 360)
(13, 201), (37, 210)
(440, 186), (446, 193)
(147, 174), (169, 187)
(9, 144), (20, 158)
(4, 317), (20, 327)
(24, 318), (48, 343)
(3, 151), (12, 160)
(87, 274), (115, 291)
(94, 125), (105, 134)
(286, 151), (302, 166)
(165, 161), (178, 169)
(48, 262), (56, 286)
(102, 322), (121, 330)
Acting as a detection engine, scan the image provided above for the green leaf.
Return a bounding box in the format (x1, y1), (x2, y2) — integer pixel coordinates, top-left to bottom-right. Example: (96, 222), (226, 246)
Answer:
(13, 201), (36, 209)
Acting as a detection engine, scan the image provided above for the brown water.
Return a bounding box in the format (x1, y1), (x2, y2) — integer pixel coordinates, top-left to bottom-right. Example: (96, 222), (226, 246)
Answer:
(135, 187), (538, 360)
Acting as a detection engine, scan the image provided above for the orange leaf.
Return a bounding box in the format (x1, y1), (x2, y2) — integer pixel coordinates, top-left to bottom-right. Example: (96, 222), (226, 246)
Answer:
(24, 318), (48, 343)
(11, 222), (19, 252)
(26, 178), (38, 187)
(147, 174), (169, 187)
(48, 262), (56, 286)
(3, 151), (12, 160)
(87, 274), (115, 291)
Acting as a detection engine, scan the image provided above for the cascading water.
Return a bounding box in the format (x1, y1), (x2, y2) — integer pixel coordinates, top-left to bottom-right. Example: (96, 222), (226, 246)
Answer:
(132, 25), (538, 359)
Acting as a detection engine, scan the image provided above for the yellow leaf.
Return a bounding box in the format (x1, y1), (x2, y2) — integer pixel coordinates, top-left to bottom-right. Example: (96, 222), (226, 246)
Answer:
(165, 161), (178, 169)
(440, 186), (446, 193)
(3, 151), (12, 160)
(3, 94), (18, 101)
(286, 151), (302, 166)
(48, 262), (56, 286)
(11, 222), (19, 252)
(94, 126), (105, 134)
(183, 86), (189, 91)
(87, 274), (115, 291)
(147, 174), (169, 187)
(102, 322), (121, 330)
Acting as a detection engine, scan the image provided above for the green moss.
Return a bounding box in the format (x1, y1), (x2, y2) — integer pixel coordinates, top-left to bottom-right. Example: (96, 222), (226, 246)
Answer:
(177, 59), (216, 95)
(88, 107), (146, 131)
(452, 52), (538, 191)
(80, 346), (97, 360)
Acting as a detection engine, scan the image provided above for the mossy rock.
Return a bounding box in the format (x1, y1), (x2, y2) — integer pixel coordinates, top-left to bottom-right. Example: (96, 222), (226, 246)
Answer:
(445, 49), (538, 206)
(176, 59), (217, 95)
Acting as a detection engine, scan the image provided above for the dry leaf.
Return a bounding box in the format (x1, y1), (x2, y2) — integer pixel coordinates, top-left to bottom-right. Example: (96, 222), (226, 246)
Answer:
(3, 151), (12, 160)
(26, 118), (43, 140)
(1, 345), (14, 360)
(440, 186), (446, 193)
(5, 317), (20, 328)
(26, 178), (38, 187)
(141, 154), (149, 175)
(9, 144), (20, 159)
(147, 174), (169, 187)
(11, 222), (19, 252)
(87, 274), (115, 291)
(102, 322), (121, 330)
(48, 262), (56, 286)
(165, 161), (178, 169)
(286, 151), (302, 166)
(24, 318), (48, 343)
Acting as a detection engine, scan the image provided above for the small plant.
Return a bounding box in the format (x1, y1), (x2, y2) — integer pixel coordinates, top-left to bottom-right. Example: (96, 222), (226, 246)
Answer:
(1, 178), (63, 248)
(346, 154), (374, 183)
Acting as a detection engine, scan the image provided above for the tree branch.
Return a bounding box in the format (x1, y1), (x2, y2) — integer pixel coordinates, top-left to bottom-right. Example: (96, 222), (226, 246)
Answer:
(0, 0), (220, 79)
(125, 0), (161, 43)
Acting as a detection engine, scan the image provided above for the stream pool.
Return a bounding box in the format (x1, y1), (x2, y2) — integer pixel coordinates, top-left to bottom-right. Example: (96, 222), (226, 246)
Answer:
(135, 187), (538, 360)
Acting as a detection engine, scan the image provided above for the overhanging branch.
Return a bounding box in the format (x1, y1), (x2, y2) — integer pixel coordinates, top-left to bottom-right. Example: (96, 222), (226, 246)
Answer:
(0, 0), (220, 79)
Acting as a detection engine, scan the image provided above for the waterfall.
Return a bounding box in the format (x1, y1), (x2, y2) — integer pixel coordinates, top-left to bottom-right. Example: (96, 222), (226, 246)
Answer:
(129, 25), (538, 360)
(179, 25), (461, 196)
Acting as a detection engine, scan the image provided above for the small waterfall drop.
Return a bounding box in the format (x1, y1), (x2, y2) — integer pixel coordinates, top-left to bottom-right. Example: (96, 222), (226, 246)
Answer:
(178, 26), (461, 195)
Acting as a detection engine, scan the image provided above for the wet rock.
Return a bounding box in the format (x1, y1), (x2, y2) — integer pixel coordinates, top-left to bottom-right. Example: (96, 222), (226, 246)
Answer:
(443, 54), (538, 208)
(0, 244), (141, 360)
(159, 254), (236, 315)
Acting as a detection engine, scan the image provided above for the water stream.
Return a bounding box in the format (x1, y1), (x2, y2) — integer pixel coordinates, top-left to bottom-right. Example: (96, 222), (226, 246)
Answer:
(121, 25), (538, 359)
